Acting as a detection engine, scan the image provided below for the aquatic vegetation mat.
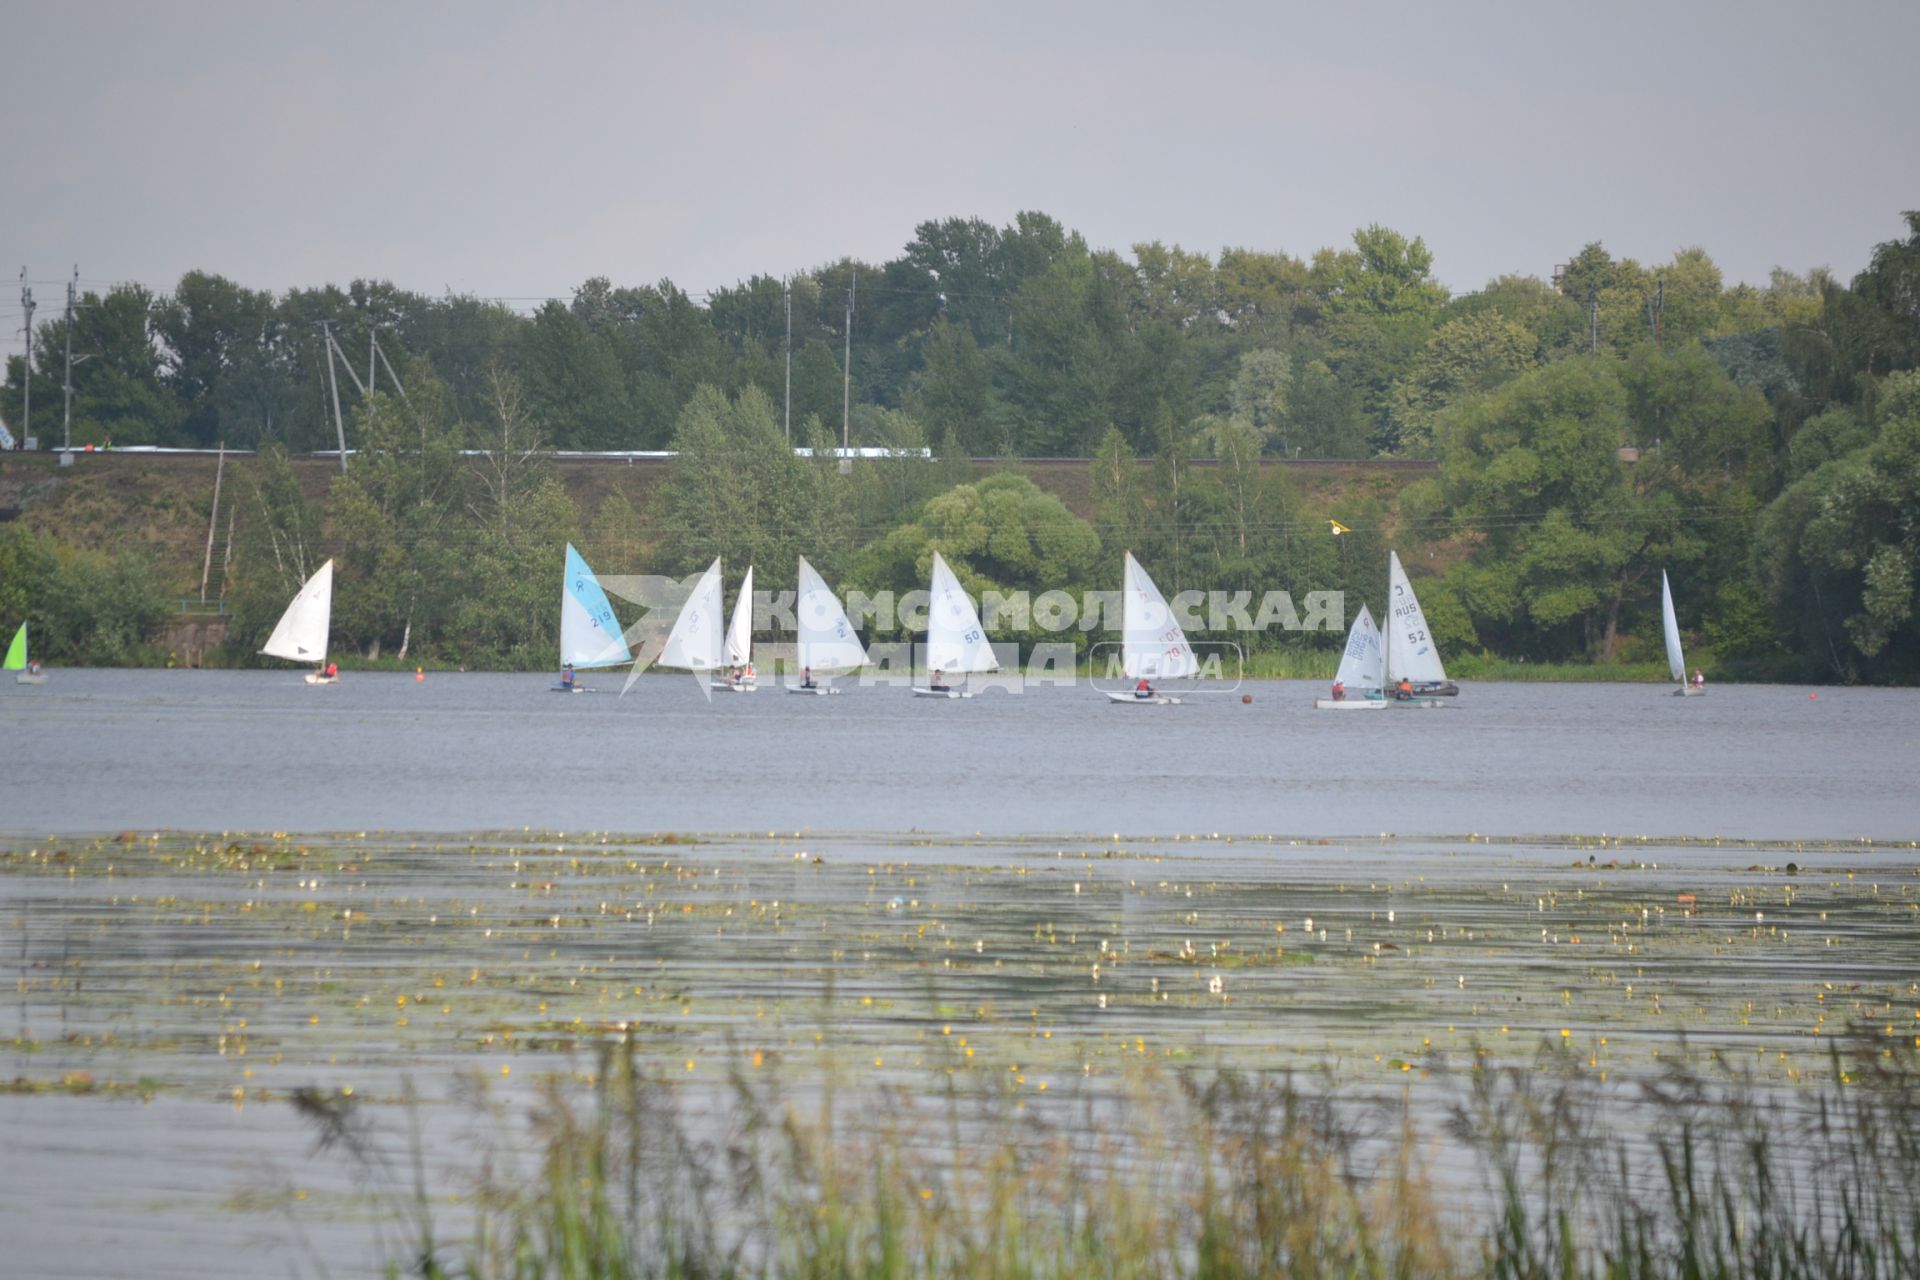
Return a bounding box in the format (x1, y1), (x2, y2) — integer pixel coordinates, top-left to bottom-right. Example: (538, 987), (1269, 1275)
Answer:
(4, 827), (1919, 1276)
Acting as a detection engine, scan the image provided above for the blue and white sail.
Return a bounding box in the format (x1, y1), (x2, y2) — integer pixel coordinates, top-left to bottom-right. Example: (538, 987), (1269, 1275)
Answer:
(560, 544), (631, 668)
(1333, 604), (1384, 692)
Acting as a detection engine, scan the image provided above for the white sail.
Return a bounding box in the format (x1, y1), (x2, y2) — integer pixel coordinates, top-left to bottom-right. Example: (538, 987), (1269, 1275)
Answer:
(560, 544), (632, 668)
(724, 565), (755, 667)
(261, 560), (333, 664)
(1384, 551), (1447, 684)
(1332, 604), (1385, 691)
(1661, 570), (1687, 684)
(795, 556), (868, 672)
(1121, 552), (1198, 680)
(925, 552), (997, 675)
(657, 558), (725, 672)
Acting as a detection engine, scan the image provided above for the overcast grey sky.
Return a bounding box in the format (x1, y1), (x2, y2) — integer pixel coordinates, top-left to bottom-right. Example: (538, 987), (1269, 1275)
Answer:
(5, 0), (1917, 361)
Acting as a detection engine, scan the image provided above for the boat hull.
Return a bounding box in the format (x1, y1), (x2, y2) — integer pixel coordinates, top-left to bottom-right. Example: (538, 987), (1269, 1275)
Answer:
(304, 673), (340, 685)
(1413, 681), (1459, 697)
(551, 684), (592, 694)
(788, 685), (841, 696)
(913, 687), (971, 699)
(14, 672), (48, 685)
(709, 679), (757, 693)
(1313, 697), (1386, 710)
(1390, 696), (1445, 709)
(1673, 685), (1707, 697)
(1105, 691), (1180, 705)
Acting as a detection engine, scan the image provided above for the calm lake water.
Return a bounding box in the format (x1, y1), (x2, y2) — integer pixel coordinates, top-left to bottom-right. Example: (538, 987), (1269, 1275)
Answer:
(4, 670), (1918, 1277)
(2, 669), (1916, 840)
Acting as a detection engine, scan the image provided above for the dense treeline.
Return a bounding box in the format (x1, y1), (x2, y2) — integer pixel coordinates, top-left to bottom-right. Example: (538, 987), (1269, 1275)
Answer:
(3, 210), (1917, 680)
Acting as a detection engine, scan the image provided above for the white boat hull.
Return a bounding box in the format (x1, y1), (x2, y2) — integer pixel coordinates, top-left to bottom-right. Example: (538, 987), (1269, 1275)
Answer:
(1673, 685), (1706, 697)
(14, 672), (48, 685)
(913, 687), (972, 699)
(1313, 697), (1386, 710)
(788, 685), (841, 696)
(304, 673), (339, 685)
(1105, 691), (1180, 705)
(551, 683), (595, 694)
(710, 679), (758, 693)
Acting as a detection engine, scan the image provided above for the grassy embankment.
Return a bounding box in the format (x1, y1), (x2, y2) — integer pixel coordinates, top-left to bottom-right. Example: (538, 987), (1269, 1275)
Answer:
(4, 453), (1697, 682)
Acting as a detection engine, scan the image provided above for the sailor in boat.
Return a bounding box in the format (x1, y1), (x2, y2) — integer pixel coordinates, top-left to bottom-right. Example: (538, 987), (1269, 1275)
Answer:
(1692, 669), (1705, 688)
(1331, 679), (1346, 702)
(726, 664), (742, 687)
(560, 662), (575, 690)
(801, 666), (816, 690)
(26, 658), (42, 677)
(324, 661), (339, 681)
(929, 666), (951, 694)
(1395, 676), (1413, 700)
(1134, 676), (1155, 700)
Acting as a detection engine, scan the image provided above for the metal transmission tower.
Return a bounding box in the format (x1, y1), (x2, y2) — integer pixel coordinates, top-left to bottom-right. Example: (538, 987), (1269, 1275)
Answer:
(18, 269), (33, 450)
(63, 267), (76, 452)
(321, 321), (349, 472)
(783, 278), (792, 445)
(841, 269), (855, 465)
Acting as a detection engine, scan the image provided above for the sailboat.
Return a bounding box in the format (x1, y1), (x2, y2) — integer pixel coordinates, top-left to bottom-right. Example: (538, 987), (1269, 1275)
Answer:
(711, 566), (758, 693)
(914, 551), (997, 698)
(1105, 551), (1196, 705)
(554, 543), (631, 692)
(1384, 550), (1451, 708)
(1312, 605), (1387, 710)
(261, 560), (337, 684)
(790, 556), (867, 695)
(655, 558), (726, 686)
(1662, 570), (1705, 697)
(6, 622), (47, 685)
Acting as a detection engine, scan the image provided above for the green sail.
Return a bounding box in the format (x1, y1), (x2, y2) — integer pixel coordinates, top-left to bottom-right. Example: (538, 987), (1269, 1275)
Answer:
(3, 623), (25, 670)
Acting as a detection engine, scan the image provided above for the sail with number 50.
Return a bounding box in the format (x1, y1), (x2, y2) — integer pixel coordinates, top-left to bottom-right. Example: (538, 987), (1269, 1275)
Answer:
(926, 551), (997, 676)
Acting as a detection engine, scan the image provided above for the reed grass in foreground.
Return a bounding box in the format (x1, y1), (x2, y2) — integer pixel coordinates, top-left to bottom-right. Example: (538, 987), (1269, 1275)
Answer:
(298, 1034), (1920, 1280)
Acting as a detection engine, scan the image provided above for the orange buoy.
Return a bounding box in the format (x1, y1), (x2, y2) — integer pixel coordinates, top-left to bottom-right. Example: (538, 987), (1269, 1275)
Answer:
(415, 667), (425, 682)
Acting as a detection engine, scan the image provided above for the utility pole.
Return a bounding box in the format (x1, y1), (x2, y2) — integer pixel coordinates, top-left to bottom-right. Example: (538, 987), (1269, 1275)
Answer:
(371, 334), (407, 401)
(19, 269), (33, 451)
(199, 442), (225, 604)
(321, 321), (349, 472)
(841, 269), (854, 458)
(783, 278), (792, 446)
(63, 267), (76, 453)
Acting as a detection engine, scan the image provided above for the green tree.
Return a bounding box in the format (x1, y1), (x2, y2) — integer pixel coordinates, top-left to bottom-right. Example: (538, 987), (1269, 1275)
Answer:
(328, 371), (465, 659)
(1388, 311), (1537, 456)
(1437, 358), (1652, 659)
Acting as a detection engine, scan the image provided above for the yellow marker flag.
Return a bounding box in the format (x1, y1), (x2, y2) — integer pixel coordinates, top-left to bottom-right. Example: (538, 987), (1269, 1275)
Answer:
(1328, 519), (1351, 536)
